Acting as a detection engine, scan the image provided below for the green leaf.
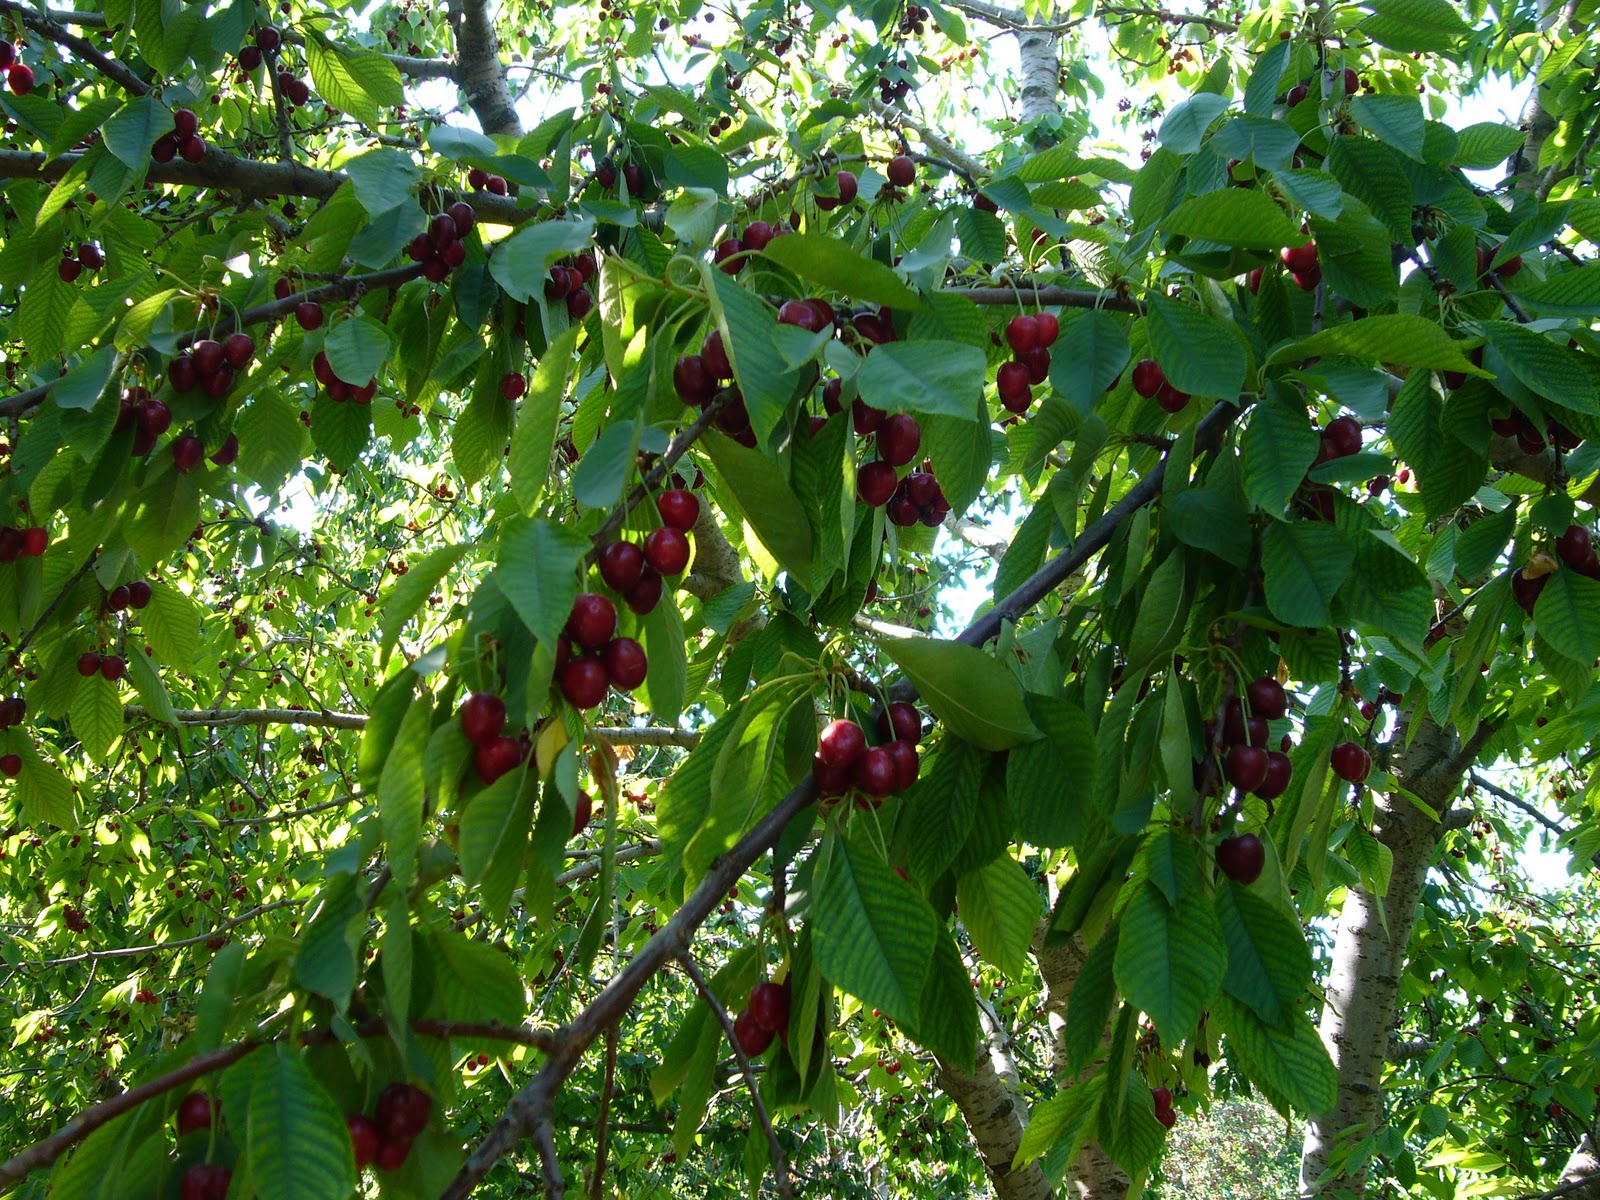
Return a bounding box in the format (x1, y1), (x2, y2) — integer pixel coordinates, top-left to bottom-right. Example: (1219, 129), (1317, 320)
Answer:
(430, 928), (526, 1027)
(125, 644), (177, 727)
(379, 543), (468, 664)
(230, 1045), (360, 1200)
(1145, 295), (1246, 399)
(704, 431), (815, 592)
(856, 341), (986, 420)
(761, 233), (924, 310)
(1014, 1075), (1105, 1170)
(1358, 0), (1469, 54)
(901, 927), (978, 1070)
(308, 396), (371, 472)
(342, 148), (422, 216)
(1165, 488), (1252, 566)
(324, 315), (395, 385)
(957, 856), (1041, 978)
(509, 324), (581, 512)
(639, 592), (688, 725)
(1066, 929), (1119, 1072)
(142, 580), (202, 668)
(459, 771), (528, 888)
(488, 218), (596, 302)
(1334, 533), (1433, 643)
(1453, 123), (1529, 170)
(1518, 268), (1600, 317)
(14, 748), (76, 827)
(1325, 136), (1415, 242)
(880, 637), (1040, 751)
(1351, 95), (1425, 159)
(70, 678), (122, 761)
(1128, 548), (1188, 669)
(1161, 188), (1301, 250)
(1268, 315), (1484, 374)
(379, 695), (432, 892)
(1481, 322), (1597, 409)
(101, 96), (169, 169)
(1049, 310), (1130, 413)
(293, 874), (365, 1011)
(1158, 93), (1231, 154)
(1242, 38), (1291, 117)
(494, 518), (589, 648)
(1242, 394), (1321, 516)
(306, 40), (402, 127)
(1215, 881), (1311, 1026)
(1262, 521), (1356, 627)
(814, 835), (939, 1024)
(50, 1097), (166, 1200)
(703, 267), (801, 443)
(1113, 882), (1225, 1047)
(1218, 994), (1337, 1117)
(892, 737), (984, 881)
(1533, 569), (1600, 664)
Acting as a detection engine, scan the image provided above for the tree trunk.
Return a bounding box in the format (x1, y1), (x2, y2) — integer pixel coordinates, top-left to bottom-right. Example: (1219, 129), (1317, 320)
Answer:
(1300, 717), (1483, 1197)
(935, 996), (1055, 1200)
(449, 0), (523, 137)
(1559, 1134), (1600, 1199)
(1016, 26), (1062, 123)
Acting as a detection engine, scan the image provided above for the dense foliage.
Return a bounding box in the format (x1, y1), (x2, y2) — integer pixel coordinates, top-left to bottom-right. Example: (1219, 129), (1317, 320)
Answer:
(1, 0), (1599, 1196)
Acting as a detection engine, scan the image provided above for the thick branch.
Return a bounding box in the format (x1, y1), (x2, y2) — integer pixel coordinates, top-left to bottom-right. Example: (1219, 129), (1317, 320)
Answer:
(0, 0), (149, 95)
(448, 0), (522, 137)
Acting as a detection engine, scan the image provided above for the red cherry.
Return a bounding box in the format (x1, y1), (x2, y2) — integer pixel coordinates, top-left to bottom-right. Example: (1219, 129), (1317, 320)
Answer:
(886, 155), (916, 187)
(473, 736), (524, 784)
(20, 526), (47, 557)
(1020, 345), (1051, 385)
(572, 789), (593, 836)
(1156, 1107), (1177, 1130)
(77, 652), (103, 677)
(817, 719), (867, 768)
(877, 413), (921, 467)
(1225, 745), (1269, 792)
(373, 1139), (412, 1171)
(176, 1092), (213, 1136)
(447, 201), (475, 238)
(559, 657), (610, 709)
(347, 1114), (380, 1170)
(1216, 833), (1266, 884)
(1254, 751), (1293, 800)
(209, 434), (239, 466)
(294, 302), (323, 330)
(656, 489), (700, 531)
(100, 655), (127, 682)
(748, 981), (791, 1032)
(701, 329), (733, 379)
(813, 753), (852, 797)
(673, 355), (716, 405)
(8, 63), (35, 97)
(1131, 359), (1165, 398)
(458, 692), (506, 747)
(853, 398), (885, 436)
(1245, 676), (1288, 720)
(169, 355), (199, 393)
(858, 461), (898, 506)
(151, 133), (178, 163)
(179, 134), (206, 163)
(598, 541), (647, 592)
(644, 527), (691, 576)
(854, 745), (897, 796)
(58, 257), (82, 283)
(172, 108), (199, 139)
(1151, 1086), (1173, 1112)
(1156, 382), (1190, 414)
(623, 568), (664, 615)
(601, 637), (648, 690)
(1556, 525), (1592, 569)
(877, 701), (921, 744)
(222, 332), (255, 369)
(733, 1008), (774, 1056)
(997, 362), (1032, 413)
(128, 580), (153, 608)
(0, 755), (19, 779)
(741, 220), (776, 252)
(107, 585), (132, 612)
(1330, 741), (1371, 783)
(172, 435), (206, 473)
(1033, 312), (1060, 346)
(1281, 240), (1319, 274)
(567, 288), (593, 320)
(1322, 416), (1362, 458)
(179, 1164), (231, 1200)
(886, 494), (920, 526)
(255, 25), (282, 51)
(778, 299), (831, 333)
(501, 372), (526, 400)
(883, 740), (919, 791)
(566, 593), (618, 650)
(1005, 314), (1040, 353)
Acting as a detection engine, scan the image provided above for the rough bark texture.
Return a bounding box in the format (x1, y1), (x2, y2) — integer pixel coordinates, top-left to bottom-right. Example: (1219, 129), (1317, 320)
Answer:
(1300, 717), (1480, 1197)
(1016, 27), (1062, 122)
(935, 998), (1055, 1200)
(1560, 1135), (1600, 1199)
(449, 0), (522, 137)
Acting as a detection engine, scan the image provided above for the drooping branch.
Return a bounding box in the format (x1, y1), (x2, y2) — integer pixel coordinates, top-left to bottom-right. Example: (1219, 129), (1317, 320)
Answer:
(7, 901), (302, 970)
(440, 398), (1247, 1198)
(0, 0), (149, 95)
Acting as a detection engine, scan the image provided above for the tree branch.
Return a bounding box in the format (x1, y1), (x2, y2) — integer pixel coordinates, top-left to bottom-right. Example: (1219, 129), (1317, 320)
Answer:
(676, 954), (793, 1200)
(0, 0), (149, 95)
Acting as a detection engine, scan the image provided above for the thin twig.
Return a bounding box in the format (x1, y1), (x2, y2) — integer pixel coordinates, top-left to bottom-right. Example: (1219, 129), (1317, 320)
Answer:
(677, 954), (793, 1200)
(589, 1026), (619, 1200)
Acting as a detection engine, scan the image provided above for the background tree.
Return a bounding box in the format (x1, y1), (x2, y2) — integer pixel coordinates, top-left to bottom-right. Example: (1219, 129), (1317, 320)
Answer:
(1, 0), (1598, 1197)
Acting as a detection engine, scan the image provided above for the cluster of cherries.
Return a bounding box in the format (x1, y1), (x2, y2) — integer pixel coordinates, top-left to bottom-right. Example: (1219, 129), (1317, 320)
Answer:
(1513, 524), (1600, 615)
(0, 524), (48, 563)
(405, 201), (476, 284)
(543, 250), (596, 320)
(812, 701), (923, 803)
(864, 465), (951, 529)
(592, 487), (699, 622)
(1204, 677), (1294, 801)
(1474, 242), (1523, 281)
(459, 692), (526, 785)
(712, 219), (792, 272)
(312, 351), (378, 404)
(170, 332), (254, 398)
(1279, 240), (1322, 291)
(994, 312), (1061, 415)
(57, 242), (104, 283)
(1297, 415), (1363, 520)
(174, 1095), (230, 1198)
(347, 1082), (434, 1172)
(467, 166), (511, 197)
(235, 25), (278, 71)
(275, 68), (313, 108)
(3, 40), (32, 96)
(1130, 358), (1192, 414)
(1150, 1084), (1178, 1130)
(116, 388), (173, 456)
(151, 108), (207, 166)
(1490, 405), (1581, 456)
(673, 329), (755, 445)
(733, 979), (792, 1056)
(77, 650), (128, 682)
(556, 593), (650, 710)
